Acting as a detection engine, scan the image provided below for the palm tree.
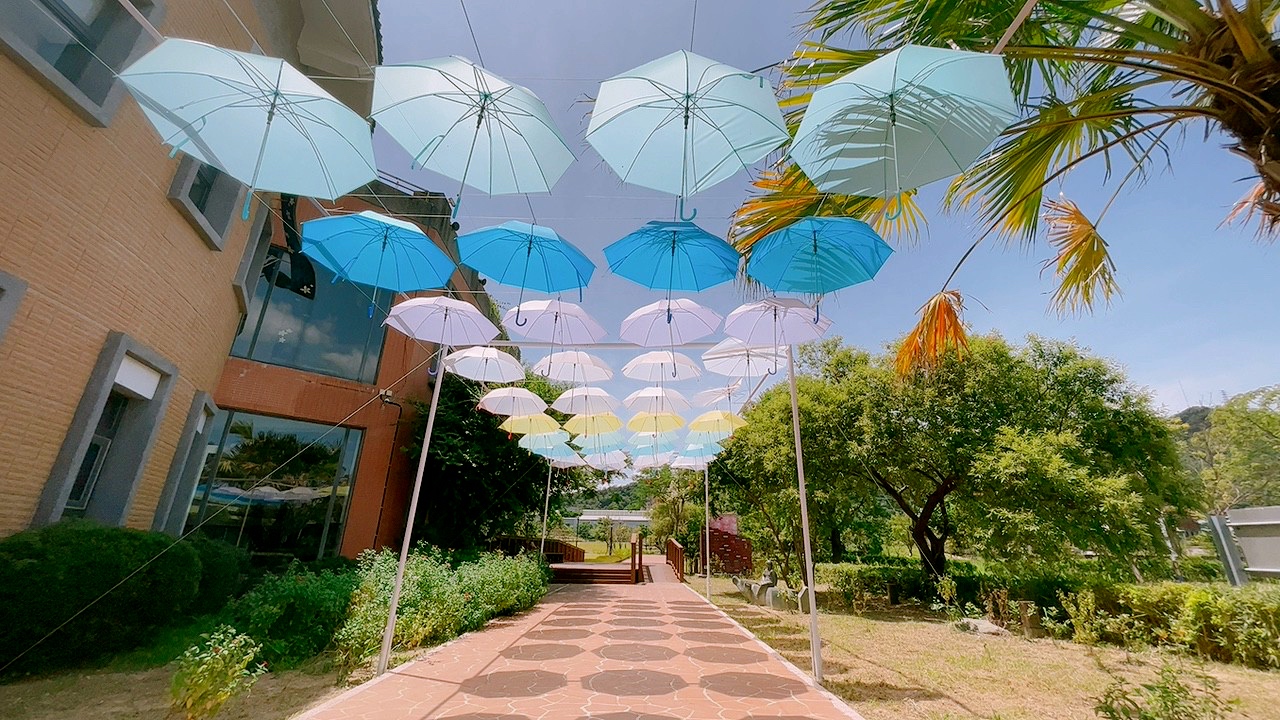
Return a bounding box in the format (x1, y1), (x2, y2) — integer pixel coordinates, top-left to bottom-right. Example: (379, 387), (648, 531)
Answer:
(734, 0), (1280, 372)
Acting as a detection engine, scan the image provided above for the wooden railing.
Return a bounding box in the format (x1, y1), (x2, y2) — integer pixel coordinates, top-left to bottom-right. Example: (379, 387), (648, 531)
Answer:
(629, 533), (644, 583)
(666, 538), (685, 582)
(492, 536), (585, 563)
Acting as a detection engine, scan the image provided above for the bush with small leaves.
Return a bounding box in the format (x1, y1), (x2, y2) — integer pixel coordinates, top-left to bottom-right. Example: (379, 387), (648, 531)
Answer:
(170, 625), (266, 720)
(1095, 661), (1234, 720)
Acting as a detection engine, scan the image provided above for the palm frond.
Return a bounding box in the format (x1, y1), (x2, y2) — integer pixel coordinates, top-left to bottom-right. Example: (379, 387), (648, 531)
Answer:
(1041, 195), (1120, 314)
(894, 290), (969, 376)
(1222, 181), (1280, 236)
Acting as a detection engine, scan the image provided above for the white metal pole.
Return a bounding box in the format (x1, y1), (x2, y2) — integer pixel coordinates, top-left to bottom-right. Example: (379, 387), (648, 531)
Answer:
(704, 464), (711, 599)
(540, 463), (553, 556)
(788, 344), (823, 683)
(376, 347), (448, 675)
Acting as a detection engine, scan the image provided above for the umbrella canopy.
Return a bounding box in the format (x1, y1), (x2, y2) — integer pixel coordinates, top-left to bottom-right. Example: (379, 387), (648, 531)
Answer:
(702, 338), (787, 377)
(627, 412), (686, 434)
(681, 442), (724, 460)
(301, 211), (456, 292)
(672, 456), (709, 470)
(502, 299), (606, 344)
(564, 413), (624, 436)
(723, 298), (832, 347)
(689, 410), (746, 435)
(692, 380), (742, 407)
(529, 443), (581, 460)
(604, 221), (739, 292)
(687, 428), (733, 445)
(457, 221), (594, 294)
(619, 299), (722, 347)
(584, 450), (628, 471)
(443, 346), (524, 383)
(622, 350), (702, 381)
(574, 429), (626, 447)
(553, 387), (619, 415)
(624, 387), (692, 414)
(533, 351), (613, 383)
(500, 413), (561, 435)
(633, 453), (676, 470)
(574, 433), (628, 455)
(551, 455), (588, 469)
(372, 57), (574, 197)
(791, 45), (1018, 197)
(746, 217), (893, 296)
(120, 38), (375, 203)
(633, 436), (681, 454)
(478, 387), (547, 416)
(519, 430), (572, 451)
(586, 50), (787, 200)
(385, 297), (501, 346)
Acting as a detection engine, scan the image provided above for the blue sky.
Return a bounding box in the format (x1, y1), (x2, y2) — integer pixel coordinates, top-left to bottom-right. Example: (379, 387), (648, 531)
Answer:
(377, 0), (1279, 415)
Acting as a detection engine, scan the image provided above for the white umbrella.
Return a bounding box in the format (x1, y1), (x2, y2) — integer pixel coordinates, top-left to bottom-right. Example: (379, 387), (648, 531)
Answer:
(477, 387), (547, 416)
(703, 338), (788, 378)
(687, 428), (733, 445)
(502, 299), (606, 345)
(624, 387), (692, 414)
(723, 298), (832, 347)
(672, 456), (708, 470)
(693, 380), (742, 407)
(619, 298), (722, 347)
(551, 455), (588, 469)
(633, 453), (676, 470)
(628, 430), (681, 444)
(584, 451), (628, 471)
(443, 346), (524, 383)
(552, 386), (619, 415)
(533, 350), (613, 383)
(622, 350), (702, 381)
(519, 430), (572, 450)
(380, 295), (499, 673)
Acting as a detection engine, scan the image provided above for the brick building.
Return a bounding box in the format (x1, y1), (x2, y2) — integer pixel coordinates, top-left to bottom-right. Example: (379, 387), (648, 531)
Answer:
(0, 1), (483, 559)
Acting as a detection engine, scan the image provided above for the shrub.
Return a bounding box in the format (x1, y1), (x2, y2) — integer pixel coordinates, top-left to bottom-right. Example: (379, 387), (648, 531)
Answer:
(170, 625), (265, 720)
(1095, 661), (1234, 720)
(183, 535), (250, 615)
(223, 564), (358, 669)
(0, 520), (202, 674)
(1177, 557), (1225, 583)
(454, 552), (550, 631)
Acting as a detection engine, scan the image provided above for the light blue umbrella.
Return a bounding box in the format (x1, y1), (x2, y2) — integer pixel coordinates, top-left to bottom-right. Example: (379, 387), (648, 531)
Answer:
(746, 217), (893, 304)
(604, 221), (739, 293)
(587, 50), (787, 220)
(790, 45), (1018, 198)
(457, 221), (595, 322)
(686, 428), (732, 445)
(530, 443), (580, 460)
(119, 38), (376, 218)
(680, 442), (724, 460)
(634, 436), (681, 454)
(372, 57), (574, 215)
(573, 432), (628, 455)
(301, 211), (456, 295)
(519, 430), (572, 451)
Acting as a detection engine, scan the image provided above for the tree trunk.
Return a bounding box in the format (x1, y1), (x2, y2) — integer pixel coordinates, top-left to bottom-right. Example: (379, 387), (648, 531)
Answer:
(830, 525), (845, 563)
(911, 521), (947, 579)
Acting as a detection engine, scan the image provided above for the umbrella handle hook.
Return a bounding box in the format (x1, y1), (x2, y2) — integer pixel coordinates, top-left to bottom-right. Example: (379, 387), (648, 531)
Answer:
(514, 307), (529, 327)
(678, 196), (697, 222)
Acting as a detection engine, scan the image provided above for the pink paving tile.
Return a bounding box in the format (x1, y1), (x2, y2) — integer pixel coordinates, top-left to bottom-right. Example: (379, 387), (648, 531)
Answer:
(294, 581), (865, 720)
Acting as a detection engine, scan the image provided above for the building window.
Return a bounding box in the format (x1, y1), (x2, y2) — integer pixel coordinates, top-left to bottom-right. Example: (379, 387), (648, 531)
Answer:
(0, 268), (28, 343)
(168, 156), (244, 251)
(32, 332), (177, 528)
(186, 411), (363, 561)
(231, 246), (388, 384)
(153, 391), (217, 536)
(0, 0), (162, 127)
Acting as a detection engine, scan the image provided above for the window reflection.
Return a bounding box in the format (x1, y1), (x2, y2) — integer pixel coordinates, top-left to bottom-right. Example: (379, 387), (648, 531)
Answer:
(186, 411), (362, 561)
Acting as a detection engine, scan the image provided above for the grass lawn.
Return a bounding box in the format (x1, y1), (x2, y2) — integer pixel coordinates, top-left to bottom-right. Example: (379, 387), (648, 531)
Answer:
(576, 539), (633, 563)
(697, 577), (1280, 720)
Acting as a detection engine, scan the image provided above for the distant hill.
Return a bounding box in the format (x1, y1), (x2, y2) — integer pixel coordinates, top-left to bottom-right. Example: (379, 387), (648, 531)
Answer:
(1175, 405), (1212, 435)
(568, 481), (653, 511)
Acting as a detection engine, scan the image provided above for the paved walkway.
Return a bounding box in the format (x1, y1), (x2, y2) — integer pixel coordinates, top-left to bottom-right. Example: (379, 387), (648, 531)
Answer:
(298, 558), (863, 720)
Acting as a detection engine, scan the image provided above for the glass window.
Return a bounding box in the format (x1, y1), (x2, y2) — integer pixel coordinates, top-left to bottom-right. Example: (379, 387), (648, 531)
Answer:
(0, 0), (152, 113)
(169, 157), (243, 249)
(185, 411), (363, 561)
(230, 246), (388, 384)
(65, 390), (129, 512)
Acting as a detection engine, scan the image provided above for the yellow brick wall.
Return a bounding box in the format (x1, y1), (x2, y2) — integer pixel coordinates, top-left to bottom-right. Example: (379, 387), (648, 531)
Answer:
(0, 1), (275, 535)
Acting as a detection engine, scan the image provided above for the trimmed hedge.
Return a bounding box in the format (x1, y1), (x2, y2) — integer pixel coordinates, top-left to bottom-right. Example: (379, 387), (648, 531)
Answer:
(223, 565), (359, 669)
(185, 534), (251, 614)
(0, 521), (202, 674)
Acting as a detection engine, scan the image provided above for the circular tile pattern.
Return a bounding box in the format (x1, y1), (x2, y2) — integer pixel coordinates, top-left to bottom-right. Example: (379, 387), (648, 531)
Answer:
(674, 619), (734, 630)
(524, 628), (590, 641)
(582, 669), (688, 697)
(595, 643), (679, 662)
(680, 630), (751, 645)
(607, 617), (667, 627)
(700, 671), (807, 700)
(460, 670), (567, 698)
(555, 608), (599, 616)
(684, 645), (769, 664)
(602, 628), (672, 642)
(499, 643), (585, 661)
(613, 609), (659, 617)
(543, 616), (601, 627)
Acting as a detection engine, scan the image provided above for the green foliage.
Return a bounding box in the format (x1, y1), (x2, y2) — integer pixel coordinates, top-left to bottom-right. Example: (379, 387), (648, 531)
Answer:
(0, 520), (201, 675)
(334, 545), (547, 670)
(184, 534), (250, 615)
(170, 625), (265, 720)
(223, 564), (358, 669)
(1179, 386), (1280, 512)
(1095, 661), (1234, 720)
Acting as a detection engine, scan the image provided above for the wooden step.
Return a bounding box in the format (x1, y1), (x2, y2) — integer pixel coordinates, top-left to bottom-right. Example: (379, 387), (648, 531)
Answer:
(551, 565), (638, 584)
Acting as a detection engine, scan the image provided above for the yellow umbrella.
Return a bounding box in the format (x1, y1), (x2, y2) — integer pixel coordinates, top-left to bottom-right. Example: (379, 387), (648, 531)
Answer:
(563, 412), (623, 436)
(627, 411), (685, 434)
(689, 410), (746, 435)
(500, 413), (561, 435)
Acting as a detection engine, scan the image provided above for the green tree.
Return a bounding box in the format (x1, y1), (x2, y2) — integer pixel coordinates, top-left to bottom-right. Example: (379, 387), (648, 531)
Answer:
(735, 0), (1280, 372)
(1181, 386), (1280, 511)
(645, 468), (703, 551)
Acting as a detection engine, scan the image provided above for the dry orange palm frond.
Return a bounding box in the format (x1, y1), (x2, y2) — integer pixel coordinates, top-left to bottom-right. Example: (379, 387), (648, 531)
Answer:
(894, 290), (969, 376)
(1041, 195), (1120, 315)
(1222, 181), (1280, 236)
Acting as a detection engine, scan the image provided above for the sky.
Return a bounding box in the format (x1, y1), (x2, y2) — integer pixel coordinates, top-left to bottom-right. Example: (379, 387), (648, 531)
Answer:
(375, 0), (1280, 417)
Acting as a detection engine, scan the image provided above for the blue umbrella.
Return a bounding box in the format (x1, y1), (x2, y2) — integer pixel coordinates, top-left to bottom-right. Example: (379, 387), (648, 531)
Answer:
(746, 217), (892, 316)
(302, 211), (456, 293)
(605, 221), (739, 293)
(457, 221), (594, 322)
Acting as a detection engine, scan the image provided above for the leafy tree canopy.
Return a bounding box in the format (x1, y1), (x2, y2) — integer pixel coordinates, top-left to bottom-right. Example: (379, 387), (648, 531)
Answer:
(1179, 386), (1280, 512)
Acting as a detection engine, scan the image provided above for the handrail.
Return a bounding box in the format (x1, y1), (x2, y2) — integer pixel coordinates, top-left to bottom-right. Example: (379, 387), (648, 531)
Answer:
(666, 538), (685, 583)
(629, 533), (643, 583)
